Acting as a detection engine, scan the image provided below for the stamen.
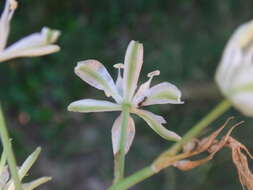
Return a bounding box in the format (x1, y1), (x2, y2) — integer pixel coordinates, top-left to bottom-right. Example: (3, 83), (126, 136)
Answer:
(10, 0), (18, 10)
(113, 63), (124, 69)
(146, 70), (160, 86)
(134, 70), (160, 106)
(114, 63), (124, 96)
(114, 63), (124, 78)
(147, 70), (160, 78)
(4, 0), (18, 22)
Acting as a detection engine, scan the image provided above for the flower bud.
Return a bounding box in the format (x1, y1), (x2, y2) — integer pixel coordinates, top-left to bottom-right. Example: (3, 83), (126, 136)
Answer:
(215, 20), (253, 116)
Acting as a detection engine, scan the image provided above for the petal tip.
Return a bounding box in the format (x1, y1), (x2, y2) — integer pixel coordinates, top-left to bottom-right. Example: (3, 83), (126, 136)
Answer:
(35, 147), (42, 154)
(67, 103), (75, 112)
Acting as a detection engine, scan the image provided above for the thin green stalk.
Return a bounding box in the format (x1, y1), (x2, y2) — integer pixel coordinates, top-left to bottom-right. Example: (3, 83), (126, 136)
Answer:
(110, 166), (154, 190)
(0, 106), (22, 190)
(113, 105), (130, 184)
(109, 99), (231, 190)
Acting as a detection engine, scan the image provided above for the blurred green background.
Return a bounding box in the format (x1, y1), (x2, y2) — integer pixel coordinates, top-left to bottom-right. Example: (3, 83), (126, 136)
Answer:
(0, 0), (253, 189)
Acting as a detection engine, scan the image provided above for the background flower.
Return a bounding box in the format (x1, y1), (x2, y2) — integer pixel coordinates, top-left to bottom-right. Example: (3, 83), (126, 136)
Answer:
(0, 0), (60, 63)
(216, 20), (253, 116)
(0, 148), (51, 190)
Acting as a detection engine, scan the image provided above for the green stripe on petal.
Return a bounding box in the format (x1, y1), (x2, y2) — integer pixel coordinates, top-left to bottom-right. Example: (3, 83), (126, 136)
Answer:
(68, 99), (121, 113)
(123, 41), (143, 102)
(133, 109), (181, 141)
(142, 82), (183, 106)
(228, 82), (253, 95)
(75, 60), (122, 103)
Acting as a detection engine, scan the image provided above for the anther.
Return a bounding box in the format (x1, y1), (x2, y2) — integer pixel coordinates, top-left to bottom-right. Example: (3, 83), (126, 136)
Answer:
(10, 0), (18, 10)
(147, 70), (160, 78)
(113, 63), (124, 69)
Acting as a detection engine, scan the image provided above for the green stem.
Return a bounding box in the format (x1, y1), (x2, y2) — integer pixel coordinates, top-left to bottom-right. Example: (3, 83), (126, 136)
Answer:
(110, 166), (154, 190)
(0, 106), (22, 190)
(113, 105), (130, 184)
(109, 99), (231, 190)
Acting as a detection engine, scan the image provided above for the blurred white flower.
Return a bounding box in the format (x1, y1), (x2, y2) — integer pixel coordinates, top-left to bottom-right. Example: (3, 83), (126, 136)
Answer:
(0, 0), (60, 63)
(68, 40), (183, 155)
(215, 20), (253, 116)
(0, 147), (51, 190)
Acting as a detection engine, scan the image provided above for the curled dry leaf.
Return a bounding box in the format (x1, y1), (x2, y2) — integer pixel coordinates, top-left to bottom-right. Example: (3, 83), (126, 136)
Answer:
(226, 137), (253, 190)
(170, 118), (253, 190)
(153, 117), (236, 171)
(173, 156), (214, 171)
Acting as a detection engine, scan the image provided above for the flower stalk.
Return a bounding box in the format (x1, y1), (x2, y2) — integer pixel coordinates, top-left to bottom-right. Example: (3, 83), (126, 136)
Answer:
(0, 106), (22, 190)
(109, 99), (232, 190)
(114, 104), (130, 183)
(110, 166), (154, 190)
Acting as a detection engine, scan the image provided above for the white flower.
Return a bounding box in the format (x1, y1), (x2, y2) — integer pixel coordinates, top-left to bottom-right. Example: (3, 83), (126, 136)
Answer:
(68, 40), (183, 155)
(0, 0), (60, 63)
(215, 20), (253, 116)
(0, 147), (51, 190)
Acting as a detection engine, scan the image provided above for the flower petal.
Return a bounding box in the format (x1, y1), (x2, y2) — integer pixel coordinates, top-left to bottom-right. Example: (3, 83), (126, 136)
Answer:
(0, 0), (17, 51)
(6, 147), (42, 190)
(0, 45), (60, 60)
(68, 99), (121, 113)
(22, 177), (52, 190)
(232, 65), (253, 91)
(18, 147), (41, 180)
(230, 92), (253, 117)
(215, 20), (253, 93)
(215, 44), (243, 92)
(123, 40), (143, 101)
(139, 82), (183, 106)
(133, 109), (181, 141)
(0, 151), (6, 173)
(111, 113), (135, 155)
(230, 19), (253, 49)
(0, 27), (60, 62)
(75, 60), (122, 103)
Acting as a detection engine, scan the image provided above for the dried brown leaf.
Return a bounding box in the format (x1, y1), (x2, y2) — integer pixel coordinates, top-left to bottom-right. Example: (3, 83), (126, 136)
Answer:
(154, 118), (236, 171)
(155, 117), (253, 190)
(172, 155), (214, 171)
(173, 118), (253, 190)
(226, 137), (253, 190)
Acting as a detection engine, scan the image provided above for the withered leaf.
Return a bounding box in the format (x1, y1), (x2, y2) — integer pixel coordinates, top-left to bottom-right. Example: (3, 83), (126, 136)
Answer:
(172, 118), (253, 190)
